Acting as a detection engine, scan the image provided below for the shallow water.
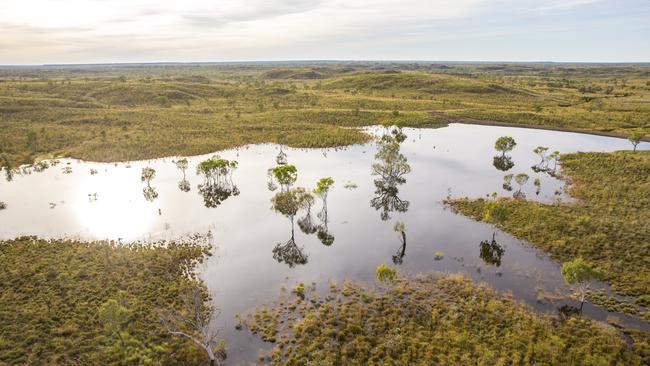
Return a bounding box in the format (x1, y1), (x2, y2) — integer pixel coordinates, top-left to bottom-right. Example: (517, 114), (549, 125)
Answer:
(0, 123), (648, 363)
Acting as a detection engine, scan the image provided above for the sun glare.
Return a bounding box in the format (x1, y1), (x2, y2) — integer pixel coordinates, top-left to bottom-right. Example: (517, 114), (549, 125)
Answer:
(74, 168), (155, 241)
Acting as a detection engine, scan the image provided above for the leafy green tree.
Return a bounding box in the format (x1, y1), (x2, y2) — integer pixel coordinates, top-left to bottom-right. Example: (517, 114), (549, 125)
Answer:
(494, 136), (516, 157)
(627, 130), (645, 152)
(514, 173), (529, 188)
(561, 258), (600, 308)
(271, 187), (313, 267)
(533, 146), (549, 164)
(268, 164), (298, 191)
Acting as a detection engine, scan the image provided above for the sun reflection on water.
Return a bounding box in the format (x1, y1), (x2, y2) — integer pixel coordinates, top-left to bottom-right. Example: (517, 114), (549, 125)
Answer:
(74, 168), (155, 241)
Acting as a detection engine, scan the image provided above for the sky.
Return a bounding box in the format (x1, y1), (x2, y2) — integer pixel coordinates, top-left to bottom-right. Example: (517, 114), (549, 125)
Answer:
(0, 0), (649, 65)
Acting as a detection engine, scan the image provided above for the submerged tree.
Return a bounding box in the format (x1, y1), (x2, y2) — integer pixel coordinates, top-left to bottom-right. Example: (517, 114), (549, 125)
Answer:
(560, 258), (600, 310)
(158, 285), (226, 366)
(494, 136), (516, 157)
(196, 156), (239, 208)
(513, 173), (529, 199)
(176, 158), (191, 192)
(370, 129), (411, 220)
(502, 174), (514, 191)
(267, 164), (298, 192)
(141, 167), (158, 202)
(313, 177), (335, 246)
(271, 187), (313, 267)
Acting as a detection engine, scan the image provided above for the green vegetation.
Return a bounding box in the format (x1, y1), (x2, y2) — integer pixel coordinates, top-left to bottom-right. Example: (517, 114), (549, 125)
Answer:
(494, 136), (517, 156)
(245, 273), (647, 365)
(0, 236), (214, 364)
(375, 263), (397, 283)
(449, 151), (650, 310)
(561, 258), (601, 306)
(1, 63), (648, 167)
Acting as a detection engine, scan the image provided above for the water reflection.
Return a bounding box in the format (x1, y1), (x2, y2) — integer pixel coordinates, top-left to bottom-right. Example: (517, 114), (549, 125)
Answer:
(175, 158), (191, 193)
(479, 233), (505, 267)
(392, 221), (407, 265)
(557, 304), (582, 320)
(493, 136), (517, 172)
(314, 177), (335, 246)
(270, 187), (311, 267)
(196, 156), (239, 208)
(141, 167), (158, 202)
(493, 155), (515, 171)
(370, 127), (411, 221)
(531, 146), (560, 177)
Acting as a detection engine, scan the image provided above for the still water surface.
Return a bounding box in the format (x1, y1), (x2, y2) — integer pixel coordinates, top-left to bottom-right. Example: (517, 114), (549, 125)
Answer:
(0, 123), (647, 363)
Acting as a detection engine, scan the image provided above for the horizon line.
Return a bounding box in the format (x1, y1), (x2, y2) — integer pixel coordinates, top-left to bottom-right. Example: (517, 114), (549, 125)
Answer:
(2, 59), (650, 68)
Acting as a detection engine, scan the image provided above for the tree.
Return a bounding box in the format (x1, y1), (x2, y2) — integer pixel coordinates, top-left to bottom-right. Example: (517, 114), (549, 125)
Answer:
(158, 285), (225, 366)
(502, 174), (514, 191)
(514, 173), (529, 187)
(494, 136), (516, 157)
(628, 130), (644, 152)
(176, 158), (191, 192)
(271, 187), (313, 267)
(141, 167), (158, 202)
(141, 167), (156, 187)
(533, 146), (549, 165)
(371, 133), (411, 220)
(268, 164), (298, 191)
(196, 156), (239, 207)
(560, 258), (600, 309)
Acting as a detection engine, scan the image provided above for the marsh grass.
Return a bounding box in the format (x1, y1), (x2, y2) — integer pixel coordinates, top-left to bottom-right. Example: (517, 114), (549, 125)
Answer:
(245, 273), (647, 365)
(448, 151), (650, 313)
(1, 63), (648, 166)
(0, 236), (214, 364)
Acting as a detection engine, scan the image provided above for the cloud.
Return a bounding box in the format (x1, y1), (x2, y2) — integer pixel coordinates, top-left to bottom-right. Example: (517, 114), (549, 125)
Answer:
(0, 0), (646, 63)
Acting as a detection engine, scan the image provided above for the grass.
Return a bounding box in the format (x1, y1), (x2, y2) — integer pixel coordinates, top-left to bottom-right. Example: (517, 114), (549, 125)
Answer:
(448, 151), (650, 310)
(0, 236), (213, 365)
(1, 63), (648, 166)
(245, 273), (649, 365)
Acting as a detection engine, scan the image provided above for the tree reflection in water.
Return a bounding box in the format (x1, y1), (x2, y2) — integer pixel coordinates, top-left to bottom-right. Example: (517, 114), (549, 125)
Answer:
(175, 158), (191, 192)
(370, 127), (411, 221)
(271, 187), (312, 267)
(493, 155), (515, 171)
(196, 156), (239, 208)
(141, 167), (158, 202)
(392, 221), (407, 265)
(479, 233), (505, 267)
(314, 177), (335, 246)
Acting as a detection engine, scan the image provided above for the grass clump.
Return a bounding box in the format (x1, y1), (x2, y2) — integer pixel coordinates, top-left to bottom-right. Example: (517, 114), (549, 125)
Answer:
(0, 236), (214, 365)
(448, 151), (650, 308)
(246, 273), (647, 365)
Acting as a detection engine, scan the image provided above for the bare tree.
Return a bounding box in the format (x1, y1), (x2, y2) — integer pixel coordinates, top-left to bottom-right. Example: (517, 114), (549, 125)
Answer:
(158, 286), (225, 366)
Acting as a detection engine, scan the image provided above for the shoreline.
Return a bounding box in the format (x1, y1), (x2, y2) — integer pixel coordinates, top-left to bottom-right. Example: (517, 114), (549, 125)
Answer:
(430, 111), (650, 142)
